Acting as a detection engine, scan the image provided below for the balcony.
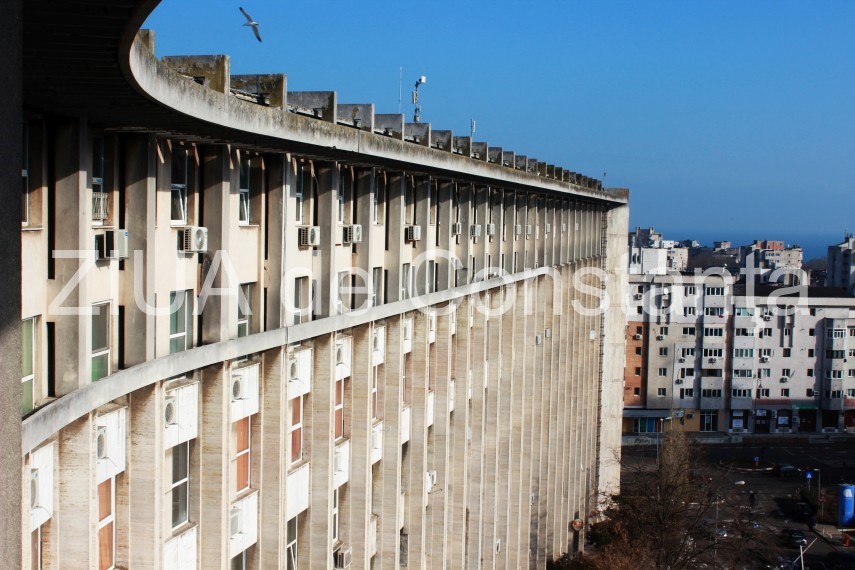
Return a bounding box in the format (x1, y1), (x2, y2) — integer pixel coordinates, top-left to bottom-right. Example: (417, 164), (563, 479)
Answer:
(229, 490), (259, 558)
(368, 514), (378, 558)
(92, 192), (109, 223)
(163, 525), (197, 570)
(401, 406), (411, 444)
(286, 462), (310, 519)
(426, 391), (435, 427)
(333, 439), (350, 488)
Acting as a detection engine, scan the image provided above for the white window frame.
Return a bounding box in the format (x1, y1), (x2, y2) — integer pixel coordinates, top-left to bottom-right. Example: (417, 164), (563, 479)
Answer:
(237, 284), (251, 338)
(233, 416), (251, 495)
(658, 368), (668, 377)
(169, 291), (191, 354)
(171, 147), (188, 226)
(331, 488), (340, 544)
(657, 388), (666, 397)
(337, 170), (345, 224)
(290, 396), (303, 466)
(171, 441), (190, 530)
(97, 476), (116, 570)
(294, 164), (304, 224)
(781, 388), (790, 397)
(92, 302), (111, 382)
(334, 378), (345, 440)
(286, 517), (298, 570)
(22, 317), (36, 414)
(239, 156), (251, 225)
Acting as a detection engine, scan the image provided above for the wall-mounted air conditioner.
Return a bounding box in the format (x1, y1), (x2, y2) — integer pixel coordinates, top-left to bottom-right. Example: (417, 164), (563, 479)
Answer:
(657, 335), (665, 341)
(678, 357), (686, 363)
(634, 334), (642, 340)
(298, 226), (321, 247)
(675, 379), (683, 384)
(514, 224), (523, 236)
(452, 222), (463, 236)
(334, 546), (353, 569)
(780, 377), (789, 383)
(525, 224), (533, 236)
(485, 223), (496, 236)
(761, 356), (769, 363)
(96, 426), (109, 460)
(231, 373), (246, 401)
(470, 224), (481, 238)
(634, 293), (643, 300)
(30, 470), (39, 509)
(405, 225), (421, 242)
(164, 396), (178, 426)
(96, 229), (130, 260)
(545, 223), (551, 234)
(709, 357), (717, 363)
(230, 507), (243, 538)
(343, 224), (363, 244)
(179, 226), (208, 253)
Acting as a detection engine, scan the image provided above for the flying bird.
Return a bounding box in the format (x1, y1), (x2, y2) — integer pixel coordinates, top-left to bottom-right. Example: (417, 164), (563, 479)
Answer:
(239, 7), (262, 43)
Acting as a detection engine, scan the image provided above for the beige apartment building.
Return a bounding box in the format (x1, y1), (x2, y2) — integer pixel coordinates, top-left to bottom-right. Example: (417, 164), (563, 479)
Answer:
(624, 273), (855, 437)
(6, 3), (630, 569)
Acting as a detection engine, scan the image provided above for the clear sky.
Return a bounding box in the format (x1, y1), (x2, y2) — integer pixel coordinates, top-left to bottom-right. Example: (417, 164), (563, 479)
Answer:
(144, 1), (855, 257)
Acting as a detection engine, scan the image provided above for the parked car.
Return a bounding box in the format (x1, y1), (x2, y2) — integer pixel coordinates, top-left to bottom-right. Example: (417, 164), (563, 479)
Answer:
(774, 464), (803, 477)
(783, 528), (808, 547)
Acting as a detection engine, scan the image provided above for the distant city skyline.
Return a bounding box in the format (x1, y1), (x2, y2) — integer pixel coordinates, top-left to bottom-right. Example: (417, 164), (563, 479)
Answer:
(144, 0), (855, 243)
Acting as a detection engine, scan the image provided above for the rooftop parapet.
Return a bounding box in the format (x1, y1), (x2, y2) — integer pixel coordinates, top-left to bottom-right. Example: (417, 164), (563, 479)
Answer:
(404, 122), (430, 147)
(374, 114), (404, 140)
(502, 151), (516, 168)
(431, 130), (452, 152)
(288, 91), (336, 122)
(487, 147), (502, 164)
(471, 142), (488, 161)
(162, 55), (230, 93)
(337, 104), (374, 131)
(453, 136), (472, 157)
(230, 74), (287, 108)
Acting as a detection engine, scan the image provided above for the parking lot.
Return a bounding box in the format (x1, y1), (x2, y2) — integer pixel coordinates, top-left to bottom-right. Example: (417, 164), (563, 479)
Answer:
(622, 438), (855, 569)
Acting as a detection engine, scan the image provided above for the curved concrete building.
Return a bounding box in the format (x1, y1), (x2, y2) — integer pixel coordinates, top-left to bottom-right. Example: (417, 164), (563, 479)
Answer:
(7, 1), (629, 568)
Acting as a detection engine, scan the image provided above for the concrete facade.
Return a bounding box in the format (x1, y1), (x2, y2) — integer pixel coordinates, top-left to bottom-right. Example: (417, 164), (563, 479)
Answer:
(16, 6), (629, 570)
(828, 236), (855, 294)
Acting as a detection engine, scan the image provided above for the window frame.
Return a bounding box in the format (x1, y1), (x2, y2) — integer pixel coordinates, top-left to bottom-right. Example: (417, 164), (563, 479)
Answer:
(170, 147), (189, 226)
(169, 290), (191, 354)
(237, 283), (251, 338)
(290, 397), (303, 465)
(238, 156), (251, 225)
(233, 416), (251, 495)
(97, 477), (116, 570)
(334, 378), (345, 440)
(286, 517), (298, 570)
(92, 302), (111, 382)
(22, 317), (36, 414)
(171, 441), (190, 530)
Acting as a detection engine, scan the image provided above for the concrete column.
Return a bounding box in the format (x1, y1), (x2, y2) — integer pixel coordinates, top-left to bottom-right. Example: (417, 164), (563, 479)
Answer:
(378, 319), (403, 568)
(385, 174), (405, 302)
(200, 145), (233, 344)
(55, 417), (95, 569)
(121, 134), (156, 366)
(316, 163), (335, 317)
(308, 336), (334, 569)
(199, 364), (229, 569)
(346, 326), (373, 569)
(480, 289), (502, 569)
(264, 155), (286, 330)
(127, 385), (161, 567)
(404, 311), (429, 567)
(0, 1), (21, 563)
(258, 348), (284, 567)
(447, 298), (470, 568)
(465, 293), (488, 569)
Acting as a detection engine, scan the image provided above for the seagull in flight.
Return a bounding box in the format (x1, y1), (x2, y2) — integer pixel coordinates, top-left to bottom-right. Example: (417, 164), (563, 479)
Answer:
(239, 7), (262, 42)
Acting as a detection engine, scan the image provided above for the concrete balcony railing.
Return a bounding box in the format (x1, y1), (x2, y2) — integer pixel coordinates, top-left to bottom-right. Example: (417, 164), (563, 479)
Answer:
(370, 422), (383, 464)
(426, 391), (435, 427)
(286, 463), (310, 519)
(368, 514), (378, 558)
(401, 406), (411, 444)
(333, 439), (350, 488)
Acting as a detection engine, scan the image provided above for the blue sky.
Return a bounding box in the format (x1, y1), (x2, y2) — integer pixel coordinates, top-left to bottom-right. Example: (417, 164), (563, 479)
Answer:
(145, 1), (855, 257)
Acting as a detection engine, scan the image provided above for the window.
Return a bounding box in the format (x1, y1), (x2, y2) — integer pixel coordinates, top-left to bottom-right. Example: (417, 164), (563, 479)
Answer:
(679, 388), (695, 399)
(763, 327), (772, 337)
(657, 388), (666, 397)
(849, 349), (855, 357)
(331, 488), (340, 544)
(850, 327), (855, 337)
(660, 327), (669, 335)
(734, 307), (754, 316)
(758, 388), (770, 397)
(849, 370), (855, 378)
(703, 348), (724, 358)
(372, 173), (385, 225)
(848, 389), (855, 398)
(704, 307), (724, 317)
(682, 348), (696, 357)
(237, 284), (251, 338)
(286, 517), (298, 570)
(701, 389), (722, 398)
(233, 417), (251, 494)
(98, 478), (116, 570)
(294, 163), (305, 224)
(809, 328), (815, 337)
(732, 388), (752, 398)
(682, 327), (696, 336)
(92, 136), (106, 225)
(808, 349), (815, 357)
(171, 147), (188, 225)
(294, 276), (309, 325)
(684, 307), (696, 316)
(807, 369), (814, 377)
(781, 389), (790, 397)
(92, 303), (110, 382)
(759, 348), (772, 357)
(758, 368), (771, 378)
(684, 286), (696, 295)
(231, 552), (247, 570)
(828, 329), (846, 339)
(826, 350), (845, 360)
(806, 389), (815, 397)
(782, 368), (791, 377)
(733, 348), (754, 358)
(703, 327), (723, 337)
(22, 318), (35, 415)
(784, 328), (792, 337)
(705, 286), (724, 296)
(825, 370), (843, 380)
(637, 306), (643, 315)
(371, 367), (379, 420)
(337, 169), (345, 224)
(171, 441), (190, 529)
(334, 379), (345, 439)
(827, 390), (843, 399)
(633, 387), (640, 396)
(659, 347), (668, 356)
(783, 348), (791, 357)
(634, 367), (641, 376)
(169, 291), (190, 354)
(658, 368), (668, 377)
(636, 326), (643, 335)
(733, 369), (753, 378)
(290, 397), (303, 464)
(735, 328), (755, 337)
(680, 367), (694, 378)
(635, 347), (642, 356)
(239, 156), (251, 225)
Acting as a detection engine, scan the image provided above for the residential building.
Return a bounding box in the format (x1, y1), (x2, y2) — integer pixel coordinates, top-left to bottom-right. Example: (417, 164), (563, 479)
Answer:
(828, 235), (855, 294)
(7, 7), (629, 569)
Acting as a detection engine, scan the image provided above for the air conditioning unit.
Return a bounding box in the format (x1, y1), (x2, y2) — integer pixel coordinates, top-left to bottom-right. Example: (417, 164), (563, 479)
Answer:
(675, 379), (683, 384)
(485, 223), (496, 236)
(95, 229), (130, 260)
(334, 546), (353, 569)
(164, 396), (178, 426)
(762, 315), (771, 321)
(342, 224), (363, 244)
(525, 224), (533, 236)
(405, 225), (422, 242)
(678, 357), (685, 363)
(545, 223), (551, 234)
(470, 224), (482, 238)
(298, 226), (321, 247)
(634, 334), (642, 340)
(656, 335), (665, 341)
(761, 356), (769, 363)
(179, 226), (208, 253)
(451, 222), (463, 236)
(335, 344), (345, 365)
(30, 469), (39, 509)
(230, 507), (243, 537)
(231, 373), (246, 401)
(288, 359), (299, 383)
(427, 470), (437, 487)
(514, 224), (523, 236)
(634, 293), (643, 300)
(96, 426), (108, 460)
(780, 377), (789, 383)
(561, 223), (567, 233)
(535, 334), (543, 346)
(709, 357), (718, 363)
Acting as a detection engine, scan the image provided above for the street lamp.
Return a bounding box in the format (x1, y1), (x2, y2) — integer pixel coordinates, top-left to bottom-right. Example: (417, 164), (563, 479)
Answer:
(656, 415), (673, 465)
(752, 380), (763, 447)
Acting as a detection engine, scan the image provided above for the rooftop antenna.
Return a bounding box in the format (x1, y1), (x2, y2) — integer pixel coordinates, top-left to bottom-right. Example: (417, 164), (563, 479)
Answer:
(470, 119), (476, 138)
(398, 66), (402, 114)
(412, 75), (426, 123)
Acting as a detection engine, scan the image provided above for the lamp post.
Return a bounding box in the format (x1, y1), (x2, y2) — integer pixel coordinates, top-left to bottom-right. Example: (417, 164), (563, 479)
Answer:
(656, 415), (673, 465)
(753, 380), (763, 447)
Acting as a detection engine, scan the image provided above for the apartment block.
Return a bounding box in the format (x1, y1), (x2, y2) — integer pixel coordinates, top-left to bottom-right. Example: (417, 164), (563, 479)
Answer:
(7, 5), (630, 569)
(828, 235), (855, 294)
(624, 274), (855, 437)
